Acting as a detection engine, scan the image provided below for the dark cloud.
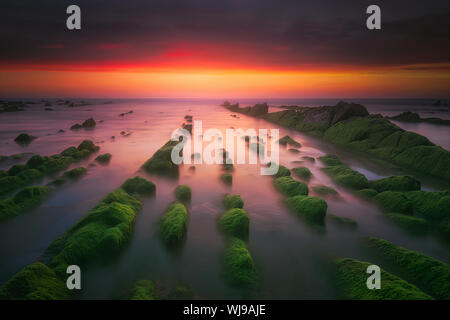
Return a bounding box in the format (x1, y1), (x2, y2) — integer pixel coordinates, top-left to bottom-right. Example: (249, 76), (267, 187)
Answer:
(0, 0), (449, 69)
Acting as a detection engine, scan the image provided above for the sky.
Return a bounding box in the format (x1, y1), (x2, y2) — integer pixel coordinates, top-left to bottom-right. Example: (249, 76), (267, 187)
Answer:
(0, 0), (449, 98)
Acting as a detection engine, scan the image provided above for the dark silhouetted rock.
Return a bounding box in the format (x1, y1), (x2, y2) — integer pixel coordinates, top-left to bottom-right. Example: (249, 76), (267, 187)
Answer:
(14, 133), (36, 145)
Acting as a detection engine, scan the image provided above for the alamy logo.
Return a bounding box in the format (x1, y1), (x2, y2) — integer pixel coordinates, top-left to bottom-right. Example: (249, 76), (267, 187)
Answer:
(170, 120), (280, 175)
(366, 265), (381, 289)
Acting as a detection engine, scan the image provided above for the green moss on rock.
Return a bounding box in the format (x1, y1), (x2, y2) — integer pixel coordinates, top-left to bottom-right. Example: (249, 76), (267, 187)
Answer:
(385, 213), (429, 235)
(95, 153), (112, 164)
(63, 167), (87, 180)
(334, 258), (432, 300)
(77, 140), (99, 153)
(312, 185), (338, 196)
(356, 188), (378, 199)
(121, 176), (156, 196)
(223, 238), (258, 289)
(141, 140), (179, 177)
(292, 167), (312, 181)
(328, 214), (357, 229)
(0, 186), (51, 222)
(366, 237), (450, 299)
(174, 185), (191, 202)
(224, 194), (244, 209)
(374, 191), (413, 214)
(159, 202), (188, 246)
(218, 208), (249, 239)
(369, 175), (421, 193)
(130, 280), (156, 300)
(273, 165), (290, 178)
(221, 173), (232, 184)
(0, 262), (69, 300)
(285, 195), (327, 224)
(274, 176), (308, 197)
(278, 135), (301, 147)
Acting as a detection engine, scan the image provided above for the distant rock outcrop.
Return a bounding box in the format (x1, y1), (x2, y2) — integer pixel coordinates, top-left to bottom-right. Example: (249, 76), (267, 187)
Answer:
(389, 111), (450, 126)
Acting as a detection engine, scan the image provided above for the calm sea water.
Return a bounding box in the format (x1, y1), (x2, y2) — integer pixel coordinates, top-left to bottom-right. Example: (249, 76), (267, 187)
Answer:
(0, 98), (449, 299)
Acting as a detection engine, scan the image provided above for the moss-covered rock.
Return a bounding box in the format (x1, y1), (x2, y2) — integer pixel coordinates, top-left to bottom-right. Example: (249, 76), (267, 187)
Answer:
(319, 155), (369, 190)
(63, 167), (87, 180)
(95, 153), (112, 164)
(121, 176), (156, 196)
(0, 186), (51, 222)
(285, 195), (327, 224)
(174, 185), (191, 202)
(369, 176), (421, 193)
(274, 176), (308, 197)
(61, 147), (78, 157)
(312, 185), (338, 196)
(366, 237), (450, 299)
(273, 165), (290, 178)
(0, 176), (23, 194)
(385, 213), (429, 235)
(278, 135), (301, 147)
(8, 164), (28, 176)
(356, 188), (378, 199)
(292, 167), (312, 181)
(328, 214), (357, 229)
(14, 133), (36, 145)
(223, 238), (258, 289)
(224, 194), (244, 209)
(404, 190), (450, 221)
(218, 208), (249, 239)
(77, 140), (99, 153)
(0, 262), (69, 300)
(301, 156), (315, 163)
(129, 280), (156, 300)
(374, 191), (413, 214)
(334, 258), (432, 300)
(159, 202), (188, 246)
(221, 173), (232, 185)
(141, 140), (179, 177)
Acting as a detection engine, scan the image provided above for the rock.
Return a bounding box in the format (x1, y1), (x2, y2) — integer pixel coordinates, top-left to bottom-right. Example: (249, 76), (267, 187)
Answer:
(278, 135), (301, 147)
(285, 195), (327, 225)
(159, 203), (188, 246)
(82, 118), (96, 128)
(292, 167), (312, 181)
(274, 176), (308, 197)
(95, 153), (112, 164)
(224, 194), (244, 209)
(218, 208), (249, 239)
(121, 176), (156, 196)
(221, 173), (232, 185)
(14, 133), (36, 145)
(223, 238), (258, 289)
(174, 185), (191, 202)
(330, 101), (369, 125)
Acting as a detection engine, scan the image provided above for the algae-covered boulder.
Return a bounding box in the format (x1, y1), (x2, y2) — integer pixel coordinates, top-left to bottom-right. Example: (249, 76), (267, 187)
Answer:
(175, 185), (191, 202)
(385, 213), (429, 235)
(77, 140), (99, 153)
(278, 135), (301, 147)
(273, 165), (291, 178)
(8, 164), (28, 176)
(159, 202), (188, 246)
(95, 153), (112, 164)
(301, 156), (315, 163)
(322, 165), (368, 190)
(274, 176), (308, 197)
(334, 258), (432, 300)
(285, 195), (327, 224)
(121, 176), (156, 196)
(130, 280), (156, 300)
(328, 214), (357, 229)
(82, 118), (96, 128)
(0, 186), (51, 222)
(369, 176), (421, 193)
(404, 190), (450, 221)
(366, 237), (450, 299)
(46, 189), (142, 275)
(224, 194), (244, 209)
(319, 155), (343, 167)
(356, 188), (378, 200)
(61, 146), (78, 157)
(313, 185), (338, 196)
(218, 208), (249, 239)
(375, 191), (413, 214)
(223, 238), (258, 289)
(14, 133), (36, 145)
(141, 140), (179, 177)
(0, 176), (23, 194)
(221, 173), (232, 185)
(63, 167), (87, 180)
(292, 167), (312, 181)
(0, 262), (69, 300)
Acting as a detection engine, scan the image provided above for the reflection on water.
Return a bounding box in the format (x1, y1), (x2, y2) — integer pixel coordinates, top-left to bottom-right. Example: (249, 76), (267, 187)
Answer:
(0, 99), (449, 299)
